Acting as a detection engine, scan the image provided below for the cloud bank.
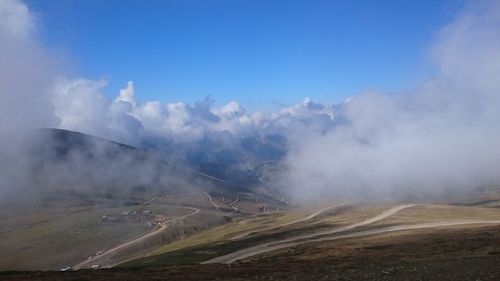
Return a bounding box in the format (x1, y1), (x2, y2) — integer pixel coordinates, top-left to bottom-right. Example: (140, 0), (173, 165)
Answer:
(52, 78), (337, 145)
(281, 0), (500, 201)
(0, 0), (58, 132)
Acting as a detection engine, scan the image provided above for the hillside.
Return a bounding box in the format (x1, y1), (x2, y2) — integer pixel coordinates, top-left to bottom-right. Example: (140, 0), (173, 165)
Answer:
(2, 201), (500, 280)
(0, 128), (288, 270)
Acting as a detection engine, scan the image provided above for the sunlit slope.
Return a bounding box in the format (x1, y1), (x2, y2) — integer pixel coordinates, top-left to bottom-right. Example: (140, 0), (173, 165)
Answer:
(121, 202), (500, 268)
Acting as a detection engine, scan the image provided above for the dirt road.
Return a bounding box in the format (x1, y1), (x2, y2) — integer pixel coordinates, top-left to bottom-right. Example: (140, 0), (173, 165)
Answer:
(204, 204), (500, 264)
(230, 204), (348, 240)
(204, 204), (414, 264)
(204, 192), (220, 212)
(252, 204), (415, 245)
(74, 206), (199, 270)
(212, 219), (500, 264)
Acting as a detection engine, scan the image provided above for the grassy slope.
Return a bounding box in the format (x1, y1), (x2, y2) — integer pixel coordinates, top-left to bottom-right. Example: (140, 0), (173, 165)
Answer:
(2, 225), (500, 281)
(0, 204), (149, 270)
(121, 203), (500, 268)
(0, 187), (290, 271)
(0, 193), (220, 270)
(120, 203), (393, 267)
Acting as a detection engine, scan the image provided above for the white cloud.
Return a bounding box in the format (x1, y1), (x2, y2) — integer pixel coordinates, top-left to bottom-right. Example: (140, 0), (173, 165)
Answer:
(51, 78), (339, 144)
(0, 0), (57, 194)
(0, 0), (57, 132)
(218, 101), (245, 119)
(432, 0), (500, 94)
(0, 0), (34, 39)
(53, 78), (142, 144)
(280, 0), (500, 201)
(114, 81), (136, 105)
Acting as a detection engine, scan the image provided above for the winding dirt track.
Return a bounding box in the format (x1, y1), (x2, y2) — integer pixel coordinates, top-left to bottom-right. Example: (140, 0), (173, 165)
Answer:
(230, 204), (347, 241)
(203, 204), (500, 264)
(277, 204), (416, 244)
(204, 192), (220, 212)
(73, 206), (199, 270)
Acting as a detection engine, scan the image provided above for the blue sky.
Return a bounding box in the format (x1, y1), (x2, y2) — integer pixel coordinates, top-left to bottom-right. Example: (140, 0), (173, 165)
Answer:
(27, 0), (464, 110)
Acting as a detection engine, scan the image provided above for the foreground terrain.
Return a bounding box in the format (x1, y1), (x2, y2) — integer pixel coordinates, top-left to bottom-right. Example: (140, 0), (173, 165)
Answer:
(2, 225), (500, 280)
(0, 190), (286, 270)
(1, 198), (500, 280)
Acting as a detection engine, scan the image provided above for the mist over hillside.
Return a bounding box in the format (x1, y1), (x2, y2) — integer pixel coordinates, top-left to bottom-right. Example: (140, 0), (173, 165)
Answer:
(0, 128), (195, 204)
